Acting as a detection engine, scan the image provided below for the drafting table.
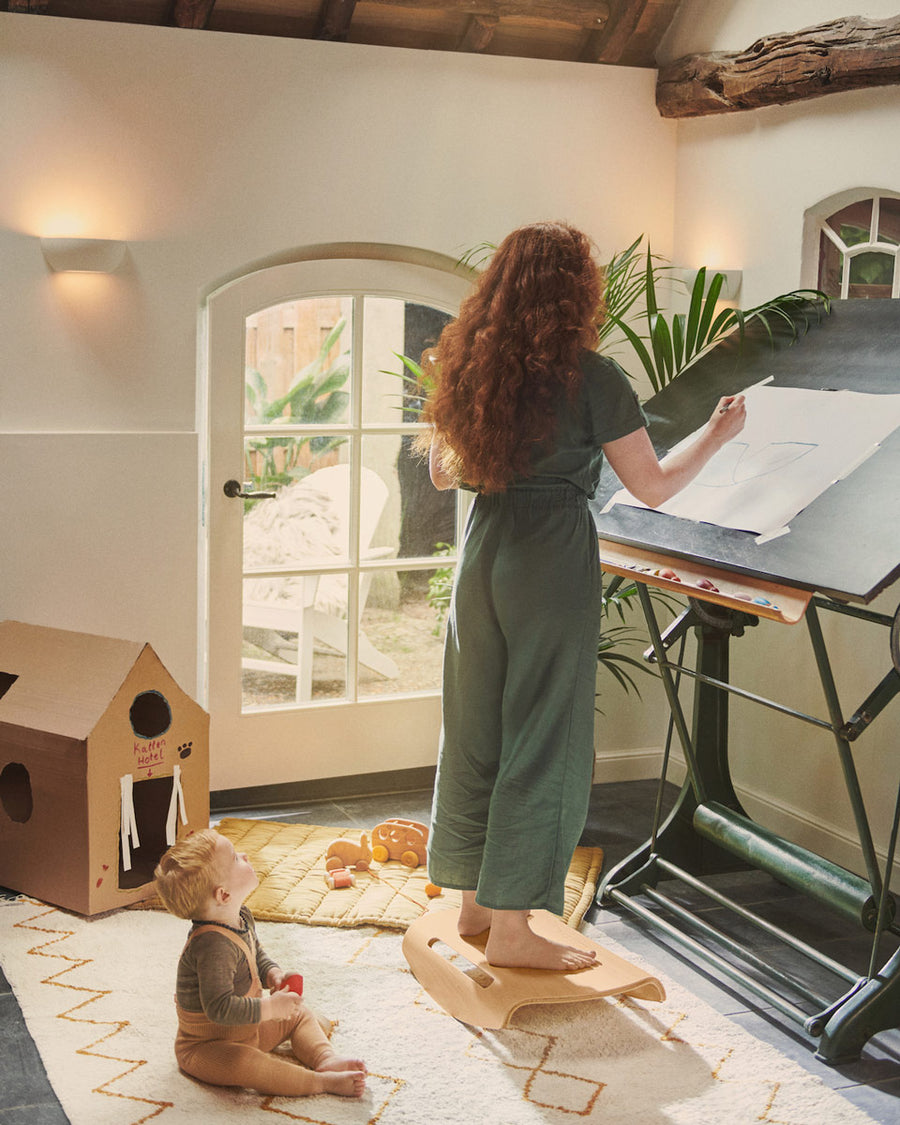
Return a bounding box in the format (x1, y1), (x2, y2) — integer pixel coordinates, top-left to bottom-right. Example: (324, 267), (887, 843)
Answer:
(590, 299), (900, 1063)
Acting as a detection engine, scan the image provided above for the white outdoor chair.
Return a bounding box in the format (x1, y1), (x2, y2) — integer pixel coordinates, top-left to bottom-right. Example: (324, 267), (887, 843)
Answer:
(241, 464), (400, 701)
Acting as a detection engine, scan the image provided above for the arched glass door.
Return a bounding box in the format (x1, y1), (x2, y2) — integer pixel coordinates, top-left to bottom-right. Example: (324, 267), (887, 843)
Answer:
(205, 258), (470, 791)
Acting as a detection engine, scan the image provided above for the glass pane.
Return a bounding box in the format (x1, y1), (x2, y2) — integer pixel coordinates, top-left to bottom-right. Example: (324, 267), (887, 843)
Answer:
(878, 197), (900, 246)
(362, 434), (458, 565)
(826, 199), (871, 247)
(362, 297), (451, 424)
(848, 251), (894, 299)
(242, 432), (351, 508)
(245, 297), (352, 427)
(241, 574), (348, 708)
(242, 448), (353, 569)
(358, 567), (450, 698)
(817, 234), (843, 298)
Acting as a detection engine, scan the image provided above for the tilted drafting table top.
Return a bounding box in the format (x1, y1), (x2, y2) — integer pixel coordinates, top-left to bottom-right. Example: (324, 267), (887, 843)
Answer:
(589, 299), (900, 605)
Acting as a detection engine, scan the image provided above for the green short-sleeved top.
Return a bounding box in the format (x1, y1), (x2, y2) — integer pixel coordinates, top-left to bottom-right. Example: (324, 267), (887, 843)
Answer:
(508, 350), (647, 498)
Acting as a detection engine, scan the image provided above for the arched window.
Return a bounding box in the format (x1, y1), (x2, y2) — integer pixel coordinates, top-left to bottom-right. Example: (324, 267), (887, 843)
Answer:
(805, 191), (900, 299)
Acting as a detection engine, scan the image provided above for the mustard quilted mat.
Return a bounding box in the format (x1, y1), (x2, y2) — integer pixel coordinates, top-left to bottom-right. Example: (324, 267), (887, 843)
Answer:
(141, 818), (603, 931)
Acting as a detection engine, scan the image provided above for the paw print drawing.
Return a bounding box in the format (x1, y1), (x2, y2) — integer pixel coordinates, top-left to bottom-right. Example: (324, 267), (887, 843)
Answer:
(178, 741), (193, 759)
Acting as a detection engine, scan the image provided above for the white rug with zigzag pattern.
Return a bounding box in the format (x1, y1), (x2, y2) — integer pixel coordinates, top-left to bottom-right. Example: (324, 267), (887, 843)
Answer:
(0, 895), (881, 1125)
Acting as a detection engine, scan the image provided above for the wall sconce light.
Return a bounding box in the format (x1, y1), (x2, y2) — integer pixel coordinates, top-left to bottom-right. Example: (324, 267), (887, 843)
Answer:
(40, 237), (127, 274)
(678, 267), (742, 301)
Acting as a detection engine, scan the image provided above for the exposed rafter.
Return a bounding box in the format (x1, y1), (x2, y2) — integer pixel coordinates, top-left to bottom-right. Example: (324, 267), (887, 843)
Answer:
(458, 14), (498, 54)
(4, 1), (681, 69)
(355, 0), (614, 30)
(171, 0), (217, 30)
(581, 0), (658, 65)
(315, 0), (357, 42)
(657, 15), (900, 118)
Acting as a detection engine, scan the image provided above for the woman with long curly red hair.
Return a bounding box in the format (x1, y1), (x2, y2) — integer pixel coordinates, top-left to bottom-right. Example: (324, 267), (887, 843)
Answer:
(424, 222), (745, 971)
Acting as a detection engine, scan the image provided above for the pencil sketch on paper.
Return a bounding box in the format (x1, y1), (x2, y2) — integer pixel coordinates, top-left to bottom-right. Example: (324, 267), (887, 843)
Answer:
(696, 441), (817, 488)
(605, 384), (900, 537)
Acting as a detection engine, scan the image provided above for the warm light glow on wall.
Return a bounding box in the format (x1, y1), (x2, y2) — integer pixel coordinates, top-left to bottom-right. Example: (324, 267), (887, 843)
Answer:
(31, 211), (95, 239)
(677, 267), (743, 301)
(10, 193), (133, 241)
(682, 230), (745, 292)
(49, 270), (121, 309)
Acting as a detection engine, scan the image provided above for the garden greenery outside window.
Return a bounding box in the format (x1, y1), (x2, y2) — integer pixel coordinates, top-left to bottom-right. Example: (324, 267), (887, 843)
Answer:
(811, 192), (900, 300)
(240, 294), (459, 710)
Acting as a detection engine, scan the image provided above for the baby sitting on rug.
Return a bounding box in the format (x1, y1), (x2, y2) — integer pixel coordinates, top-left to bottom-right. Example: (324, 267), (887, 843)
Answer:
(154, 829), (366, 1099)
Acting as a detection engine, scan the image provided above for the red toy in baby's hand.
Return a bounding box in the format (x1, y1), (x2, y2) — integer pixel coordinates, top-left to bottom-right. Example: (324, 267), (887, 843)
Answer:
(284, 973), (304, 997)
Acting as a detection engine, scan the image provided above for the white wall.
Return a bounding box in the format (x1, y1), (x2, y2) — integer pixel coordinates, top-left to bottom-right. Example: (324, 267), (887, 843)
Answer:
(0, 13), (676, 782)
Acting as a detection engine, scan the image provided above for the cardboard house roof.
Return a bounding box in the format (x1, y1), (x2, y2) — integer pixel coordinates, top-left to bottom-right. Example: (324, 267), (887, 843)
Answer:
(0, 620), (151, 742)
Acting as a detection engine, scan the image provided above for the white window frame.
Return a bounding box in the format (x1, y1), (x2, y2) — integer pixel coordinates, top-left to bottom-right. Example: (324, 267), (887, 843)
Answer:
(803, 189), (900, 299)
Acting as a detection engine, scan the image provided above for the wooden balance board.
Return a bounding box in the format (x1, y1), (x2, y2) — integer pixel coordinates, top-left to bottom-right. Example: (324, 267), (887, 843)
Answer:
(402, 908), (665, 1029)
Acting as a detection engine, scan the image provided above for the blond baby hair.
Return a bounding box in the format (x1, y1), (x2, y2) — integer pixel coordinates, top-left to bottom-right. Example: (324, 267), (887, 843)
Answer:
(154, 828), (222, 919)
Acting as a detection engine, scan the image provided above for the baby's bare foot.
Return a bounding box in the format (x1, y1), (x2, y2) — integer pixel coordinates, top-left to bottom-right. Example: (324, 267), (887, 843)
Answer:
(316, 1069), (366, 1097)
(317, 1055), (366, 1075)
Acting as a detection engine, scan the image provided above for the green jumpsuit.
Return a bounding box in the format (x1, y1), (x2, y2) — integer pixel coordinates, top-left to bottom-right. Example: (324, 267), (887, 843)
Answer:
(428, 350), (647, 914)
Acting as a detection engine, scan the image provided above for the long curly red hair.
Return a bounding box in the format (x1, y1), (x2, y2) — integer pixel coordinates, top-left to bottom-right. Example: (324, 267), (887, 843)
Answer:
(422, 222), (604, 493)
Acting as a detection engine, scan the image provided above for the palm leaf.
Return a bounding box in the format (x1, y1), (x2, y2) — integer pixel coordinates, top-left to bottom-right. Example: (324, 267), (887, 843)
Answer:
(649, 313), (675, 388)
(456, 241), (496, 271)
(693, 271), (725, 355)
(644, 246), (660, 318)
(671, 313), (685, 372)
(683, 268), (706, 360)
(606, 315), (659, 388)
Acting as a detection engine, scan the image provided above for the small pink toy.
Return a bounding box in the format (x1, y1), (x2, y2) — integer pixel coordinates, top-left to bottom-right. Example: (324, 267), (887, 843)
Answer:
(324, 867), (356, 889)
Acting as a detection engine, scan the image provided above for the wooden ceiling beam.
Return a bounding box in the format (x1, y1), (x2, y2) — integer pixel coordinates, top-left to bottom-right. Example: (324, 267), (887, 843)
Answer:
(11, 0), (676, 69)
(581, 0), (637, 63)
(657, 15), (900, 118)
(359, 0), (617, 33)
(581, 0), (680, 66)
(315, 0), (357, 42)
(171, 0), (217, 30)
(458, 14), (498, 53)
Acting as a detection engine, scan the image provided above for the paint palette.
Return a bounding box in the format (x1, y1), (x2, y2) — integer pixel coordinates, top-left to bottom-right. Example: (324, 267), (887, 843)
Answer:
(597, 539), (812, 625)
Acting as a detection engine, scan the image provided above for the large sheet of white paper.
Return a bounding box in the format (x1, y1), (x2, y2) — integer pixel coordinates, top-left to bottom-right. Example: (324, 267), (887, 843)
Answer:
(605, 384), (900, 538)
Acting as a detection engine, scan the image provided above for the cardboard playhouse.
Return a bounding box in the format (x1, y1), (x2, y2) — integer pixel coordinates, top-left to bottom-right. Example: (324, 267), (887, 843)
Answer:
(0, 620), (209, 916)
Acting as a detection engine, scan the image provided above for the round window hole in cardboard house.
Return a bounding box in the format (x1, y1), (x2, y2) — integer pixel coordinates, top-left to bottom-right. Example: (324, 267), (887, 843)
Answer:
(0, 762), (33, 823)
(130, 690), (172, 740)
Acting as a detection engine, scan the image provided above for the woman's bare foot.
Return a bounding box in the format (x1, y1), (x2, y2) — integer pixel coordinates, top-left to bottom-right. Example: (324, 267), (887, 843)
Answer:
(458, 890), (492, 936)
(315, 1069), (366, 1097)
(484, 910), (597, 971)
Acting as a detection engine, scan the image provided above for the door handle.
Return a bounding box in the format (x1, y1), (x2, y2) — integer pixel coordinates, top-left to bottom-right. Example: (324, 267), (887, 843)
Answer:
(223, 479), (276, 500)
